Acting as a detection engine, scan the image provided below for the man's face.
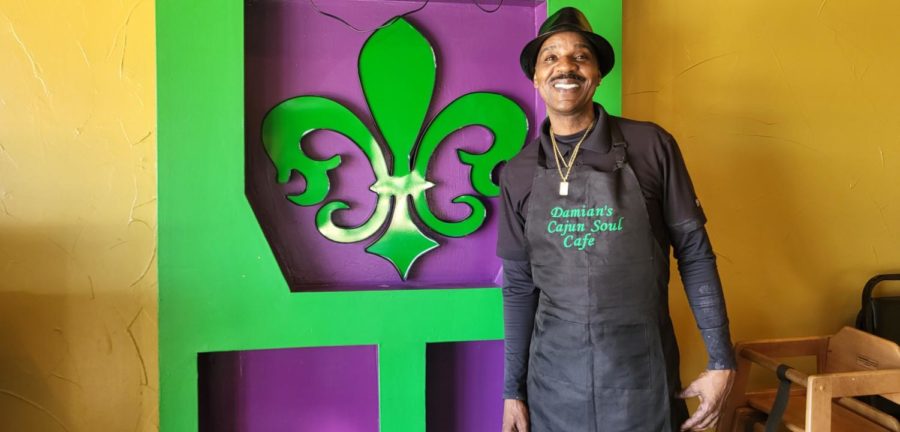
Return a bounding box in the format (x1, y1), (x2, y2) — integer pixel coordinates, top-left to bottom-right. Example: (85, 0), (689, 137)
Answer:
(533, 31), (601, 117)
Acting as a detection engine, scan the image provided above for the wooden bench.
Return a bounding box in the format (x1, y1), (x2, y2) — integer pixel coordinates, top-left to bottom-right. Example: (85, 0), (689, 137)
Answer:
(718, 327), (900, 432)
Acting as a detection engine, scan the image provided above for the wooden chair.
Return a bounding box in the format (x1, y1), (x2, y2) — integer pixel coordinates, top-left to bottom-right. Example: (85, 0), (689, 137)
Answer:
(718, 326), (900, 432)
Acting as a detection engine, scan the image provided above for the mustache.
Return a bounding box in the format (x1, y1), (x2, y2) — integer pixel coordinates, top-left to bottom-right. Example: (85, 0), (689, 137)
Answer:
(551, 73), (586, 82)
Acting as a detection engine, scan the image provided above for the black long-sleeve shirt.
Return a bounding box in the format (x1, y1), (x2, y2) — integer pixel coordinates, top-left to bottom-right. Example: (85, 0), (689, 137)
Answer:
(498, 105), (735, 400)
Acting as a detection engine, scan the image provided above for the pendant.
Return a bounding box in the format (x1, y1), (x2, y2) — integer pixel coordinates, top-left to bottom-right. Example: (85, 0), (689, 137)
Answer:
(559, 181), (569, 196)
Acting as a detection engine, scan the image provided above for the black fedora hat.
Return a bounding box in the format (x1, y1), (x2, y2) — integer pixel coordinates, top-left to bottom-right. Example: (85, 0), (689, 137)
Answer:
(519, 7), (615, 79)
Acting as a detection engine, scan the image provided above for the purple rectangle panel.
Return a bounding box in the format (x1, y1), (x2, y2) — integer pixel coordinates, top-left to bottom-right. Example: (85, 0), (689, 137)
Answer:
(245, 0), (545, 290)
(426, 340), (505, 432)
(199, 345), (380, 432)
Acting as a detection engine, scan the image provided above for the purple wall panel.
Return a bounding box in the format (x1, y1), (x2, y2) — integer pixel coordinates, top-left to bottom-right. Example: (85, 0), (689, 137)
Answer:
(199, 345), (380, 432)
(245, 0), (545, 290)
(426, 340), (505, 432)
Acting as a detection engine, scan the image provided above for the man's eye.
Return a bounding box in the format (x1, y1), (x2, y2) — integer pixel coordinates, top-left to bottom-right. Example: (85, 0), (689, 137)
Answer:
(544, 55), (557, 62)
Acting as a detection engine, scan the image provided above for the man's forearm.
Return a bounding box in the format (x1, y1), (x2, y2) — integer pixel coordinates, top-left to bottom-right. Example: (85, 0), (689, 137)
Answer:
(672, 226), (736, 370)
(502, 259), (539, 399)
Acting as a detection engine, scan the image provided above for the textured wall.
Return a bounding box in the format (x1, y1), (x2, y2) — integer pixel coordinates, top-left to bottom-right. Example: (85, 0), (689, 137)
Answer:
(623, 0), (900, 382)
(0, 0), (158, 431)
(4, 0), (900, 430)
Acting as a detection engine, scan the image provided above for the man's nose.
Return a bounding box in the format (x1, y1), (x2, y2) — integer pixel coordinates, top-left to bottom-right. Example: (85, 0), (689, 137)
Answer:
(555, 57), (577, 73)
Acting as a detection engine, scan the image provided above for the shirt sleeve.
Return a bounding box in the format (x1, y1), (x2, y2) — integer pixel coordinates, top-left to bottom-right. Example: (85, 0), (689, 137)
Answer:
(496, 166), (529, 260)
(658, 129), (707, 234)
(502, 259), (539, 400)
(672, 224), (736, 370)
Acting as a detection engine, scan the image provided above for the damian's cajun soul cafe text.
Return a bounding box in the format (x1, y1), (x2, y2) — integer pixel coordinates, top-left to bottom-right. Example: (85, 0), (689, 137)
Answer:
(546, 205), (625, 250)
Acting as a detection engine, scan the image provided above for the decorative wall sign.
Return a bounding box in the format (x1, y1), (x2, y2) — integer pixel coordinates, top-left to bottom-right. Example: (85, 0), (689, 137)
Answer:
(261, 18), (527, 280)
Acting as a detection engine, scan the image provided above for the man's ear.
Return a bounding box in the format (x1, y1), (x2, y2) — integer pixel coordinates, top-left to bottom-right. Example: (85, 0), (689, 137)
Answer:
(533, 75), (538, 88)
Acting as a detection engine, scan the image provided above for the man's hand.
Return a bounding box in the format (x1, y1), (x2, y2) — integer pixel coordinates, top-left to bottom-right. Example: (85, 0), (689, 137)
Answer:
(502, 399), (529, 432)
(678, 369), (735, 431)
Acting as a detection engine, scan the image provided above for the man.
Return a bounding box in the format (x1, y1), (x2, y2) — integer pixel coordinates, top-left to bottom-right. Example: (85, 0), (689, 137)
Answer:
(498, 7), (735, 432)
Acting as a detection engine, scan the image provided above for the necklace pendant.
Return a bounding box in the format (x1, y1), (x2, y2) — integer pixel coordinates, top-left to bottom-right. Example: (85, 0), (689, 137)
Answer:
(559, 181), (569, 196)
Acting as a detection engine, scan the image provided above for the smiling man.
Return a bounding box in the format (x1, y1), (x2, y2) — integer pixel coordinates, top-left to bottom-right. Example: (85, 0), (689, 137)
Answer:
(498, 7), (736, 432)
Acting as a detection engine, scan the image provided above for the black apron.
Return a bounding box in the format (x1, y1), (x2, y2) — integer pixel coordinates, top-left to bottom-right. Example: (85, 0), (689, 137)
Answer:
(524, 119), (678, 431)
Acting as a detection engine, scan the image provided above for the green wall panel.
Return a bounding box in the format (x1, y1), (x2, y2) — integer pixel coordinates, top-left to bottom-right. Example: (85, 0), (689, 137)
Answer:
(157, 1), (621, 430)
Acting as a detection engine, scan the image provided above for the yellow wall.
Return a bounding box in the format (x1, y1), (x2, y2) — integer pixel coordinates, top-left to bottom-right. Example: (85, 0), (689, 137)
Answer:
(2, 0), (899, 430)
(0, 0), (157, 430)
(624, 0), (900, 381)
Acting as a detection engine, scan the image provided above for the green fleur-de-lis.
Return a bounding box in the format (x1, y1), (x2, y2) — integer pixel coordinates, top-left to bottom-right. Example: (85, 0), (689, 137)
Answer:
(261, 18), (527, 280)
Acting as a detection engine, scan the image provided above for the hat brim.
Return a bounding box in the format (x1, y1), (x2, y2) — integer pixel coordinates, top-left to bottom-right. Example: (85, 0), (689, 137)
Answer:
(519, 28), (615, 80)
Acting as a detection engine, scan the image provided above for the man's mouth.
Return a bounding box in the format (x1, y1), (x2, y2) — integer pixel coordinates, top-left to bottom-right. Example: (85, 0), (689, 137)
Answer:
(550, 73), (586, 91)
(554, 82), (580, 90)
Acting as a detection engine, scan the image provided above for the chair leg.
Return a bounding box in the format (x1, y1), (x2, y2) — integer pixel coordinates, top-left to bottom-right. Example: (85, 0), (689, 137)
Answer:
(806, 376), (833, 432)
(732, 407), (767, 432)
(720, 348), (755, 431)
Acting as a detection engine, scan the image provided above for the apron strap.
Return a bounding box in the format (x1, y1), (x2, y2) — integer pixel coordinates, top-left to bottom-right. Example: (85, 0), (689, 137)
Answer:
(537, 136), (549, 167)
(609, 117), (628, 170)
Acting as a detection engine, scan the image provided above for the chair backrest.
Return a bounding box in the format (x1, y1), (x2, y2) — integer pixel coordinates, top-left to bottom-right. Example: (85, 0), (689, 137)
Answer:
(825, 326), (900, 404)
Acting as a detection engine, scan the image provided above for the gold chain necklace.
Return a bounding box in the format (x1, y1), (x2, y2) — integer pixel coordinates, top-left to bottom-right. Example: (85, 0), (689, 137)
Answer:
(550, 120), (594, 196)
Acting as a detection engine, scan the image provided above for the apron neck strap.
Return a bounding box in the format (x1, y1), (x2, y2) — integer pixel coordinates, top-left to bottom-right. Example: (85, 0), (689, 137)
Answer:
(609, 117), (628, 169)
